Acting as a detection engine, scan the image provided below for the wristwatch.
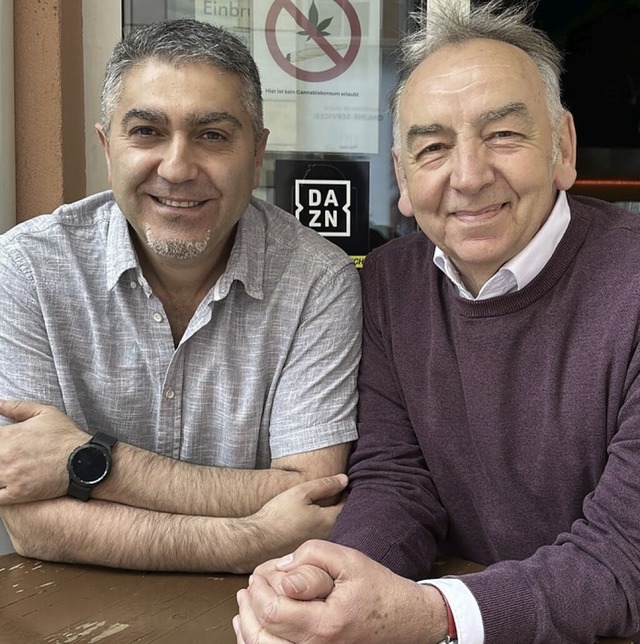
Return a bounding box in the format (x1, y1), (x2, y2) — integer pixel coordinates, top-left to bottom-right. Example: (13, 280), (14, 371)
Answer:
(67, 432), (117, 501)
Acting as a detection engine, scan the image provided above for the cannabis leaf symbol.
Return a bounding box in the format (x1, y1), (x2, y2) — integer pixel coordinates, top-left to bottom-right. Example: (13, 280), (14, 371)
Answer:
(297, 0), (333, 41)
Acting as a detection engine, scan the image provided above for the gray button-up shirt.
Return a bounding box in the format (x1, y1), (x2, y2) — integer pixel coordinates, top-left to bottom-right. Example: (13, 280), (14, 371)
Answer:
(0, 192), (361, 468)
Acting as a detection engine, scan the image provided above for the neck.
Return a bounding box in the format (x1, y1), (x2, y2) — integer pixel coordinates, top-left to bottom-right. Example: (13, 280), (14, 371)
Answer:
(134, 232), (235, 345)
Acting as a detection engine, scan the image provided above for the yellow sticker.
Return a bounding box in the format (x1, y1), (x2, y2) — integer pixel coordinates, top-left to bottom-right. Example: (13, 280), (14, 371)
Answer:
(350, 255), (366, 269)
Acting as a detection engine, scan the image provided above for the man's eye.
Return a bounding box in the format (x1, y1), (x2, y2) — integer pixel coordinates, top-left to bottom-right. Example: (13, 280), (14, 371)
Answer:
(203, 131), (225, 141)
(419, 142), (445, 156)
(491, 131), (516, 139)
(131, 126), (156, 136)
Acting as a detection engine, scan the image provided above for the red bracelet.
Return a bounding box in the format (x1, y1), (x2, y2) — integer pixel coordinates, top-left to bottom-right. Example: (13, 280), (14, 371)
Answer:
(432, 585), (458, 642)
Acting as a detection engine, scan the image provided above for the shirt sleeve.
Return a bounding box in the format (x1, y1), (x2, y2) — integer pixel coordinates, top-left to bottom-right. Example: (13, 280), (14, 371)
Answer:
(0, 239), (67, 423)
(267, 260), (362, 458)
(420, 578), (484, 643)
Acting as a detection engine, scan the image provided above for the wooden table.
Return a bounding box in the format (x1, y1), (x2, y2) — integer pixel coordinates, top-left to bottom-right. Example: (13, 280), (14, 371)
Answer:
(0, 553), (247, 642)
(0, 552), (632, 643)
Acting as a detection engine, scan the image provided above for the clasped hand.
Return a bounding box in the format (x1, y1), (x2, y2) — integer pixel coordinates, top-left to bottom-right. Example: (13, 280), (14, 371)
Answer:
(0, 400), (88, 504)
(233, 540), (447, 644)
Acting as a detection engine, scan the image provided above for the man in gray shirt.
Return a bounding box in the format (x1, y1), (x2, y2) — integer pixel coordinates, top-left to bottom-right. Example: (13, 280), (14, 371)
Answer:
(0, 19), (361, 573)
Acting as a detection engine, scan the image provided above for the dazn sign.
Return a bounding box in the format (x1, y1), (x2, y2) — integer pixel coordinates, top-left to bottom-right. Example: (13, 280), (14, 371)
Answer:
(294, 180), (351, 237)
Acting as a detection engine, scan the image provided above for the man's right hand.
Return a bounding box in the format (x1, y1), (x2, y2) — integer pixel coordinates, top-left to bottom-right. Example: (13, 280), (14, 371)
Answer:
(0, 400), (88, 504)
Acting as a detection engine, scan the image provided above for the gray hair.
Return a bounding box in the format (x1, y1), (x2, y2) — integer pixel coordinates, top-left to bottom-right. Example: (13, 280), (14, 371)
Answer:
(100, 18), (263, 144)
(391, 0), (566, 155)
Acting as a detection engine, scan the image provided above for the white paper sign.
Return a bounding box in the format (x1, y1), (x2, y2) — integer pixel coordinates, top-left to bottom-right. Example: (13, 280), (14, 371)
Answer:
(195, 0), (381, 154)
(253, 0), (381, 153)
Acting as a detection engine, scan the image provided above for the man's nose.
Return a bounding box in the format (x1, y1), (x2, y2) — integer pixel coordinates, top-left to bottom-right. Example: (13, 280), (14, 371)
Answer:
(449, 143), (495, 194)
(156, 137), (199, 183)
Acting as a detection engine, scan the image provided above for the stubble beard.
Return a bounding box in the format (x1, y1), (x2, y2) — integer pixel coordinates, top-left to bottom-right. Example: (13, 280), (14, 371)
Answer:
(144, 224), (212, 260)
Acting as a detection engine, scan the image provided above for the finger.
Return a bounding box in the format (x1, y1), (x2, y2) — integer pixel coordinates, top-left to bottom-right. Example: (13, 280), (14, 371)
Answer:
(299, 474), (348, 504)
(280, 564), (335, 601)
(275, 540), (359, 580)
(0, 400), (50, 422)
(236, 586), (295, 644)
(253, 558), (281, 578)
(232, 614), (246, 643)
(249, 565), (290, 597)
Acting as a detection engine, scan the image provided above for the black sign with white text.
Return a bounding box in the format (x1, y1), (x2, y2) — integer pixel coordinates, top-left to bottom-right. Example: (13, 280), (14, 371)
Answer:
(275, 159), (370, 264)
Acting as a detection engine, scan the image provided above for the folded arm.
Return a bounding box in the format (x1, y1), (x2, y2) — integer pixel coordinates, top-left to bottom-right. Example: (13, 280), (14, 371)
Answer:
(0, 399), (350, 516)
(0, 475), (348, 572)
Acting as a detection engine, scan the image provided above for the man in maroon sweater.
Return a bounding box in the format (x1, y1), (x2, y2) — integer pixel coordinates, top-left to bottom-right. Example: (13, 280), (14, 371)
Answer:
(234, 1), (640, 642)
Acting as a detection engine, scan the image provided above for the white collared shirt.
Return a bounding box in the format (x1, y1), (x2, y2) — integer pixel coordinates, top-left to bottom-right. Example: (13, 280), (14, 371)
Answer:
(423, 191), (571, 642)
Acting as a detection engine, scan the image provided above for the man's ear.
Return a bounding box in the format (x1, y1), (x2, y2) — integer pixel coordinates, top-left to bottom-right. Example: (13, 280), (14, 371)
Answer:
(95, 123), (112, 182)
(392, 150), (414, 218)
(253, 129), (269, 189)
(553, 111), (577, 191)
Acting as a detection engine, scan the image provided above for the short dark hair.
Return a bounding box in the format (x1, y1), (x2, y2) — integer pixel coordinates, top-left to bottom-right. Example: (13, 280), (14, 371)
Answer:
(100, 19), (263, 144)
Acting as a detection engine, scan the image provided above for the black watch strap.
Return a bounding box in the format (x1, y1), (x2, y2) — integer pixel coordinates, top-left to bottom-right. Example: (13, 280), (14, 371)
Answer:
(91, 432), (117, 450)
(67, 478), (92, 501)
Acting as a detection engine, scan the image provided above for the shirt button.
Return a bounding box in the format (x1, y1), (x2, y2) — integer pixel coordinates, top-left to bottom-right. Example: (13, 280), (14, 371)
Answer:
(130, 281), (137, 289)
(165, 389), (175, 399)
(153, 312), (164, 323)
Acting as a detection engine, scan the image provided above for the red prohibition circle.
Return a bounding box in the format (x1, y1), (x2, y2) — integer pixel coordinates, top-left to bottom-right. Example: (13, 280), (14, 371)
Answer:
(265, 0), (361, 82)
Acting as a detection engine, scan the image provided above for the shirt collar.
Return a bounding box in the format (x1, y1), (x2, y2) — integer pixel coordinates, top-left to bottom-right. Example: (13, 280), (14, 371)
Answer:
(433, 191), (571, 300)
(105, 197), (141, 291)
(213, 197), (266, 302)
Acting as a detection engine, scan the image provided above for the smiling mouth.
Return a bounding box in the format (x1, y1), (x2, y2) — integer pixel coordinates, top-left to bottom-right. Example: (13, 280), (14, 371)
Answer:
(154, 196), (205, 208)
(453, 203), (507, 221)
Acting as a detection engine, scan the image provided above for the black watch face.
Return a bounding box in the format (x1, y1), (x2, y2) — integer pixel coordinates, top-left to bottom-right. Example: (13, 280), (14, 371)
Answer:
(70, 446), (109, 485)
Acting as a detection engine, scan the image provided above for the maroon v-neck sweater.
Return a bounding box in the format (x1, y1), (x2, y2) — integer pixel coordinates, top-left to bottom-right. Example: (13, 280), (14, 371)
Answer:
(332, 195), (640, 642)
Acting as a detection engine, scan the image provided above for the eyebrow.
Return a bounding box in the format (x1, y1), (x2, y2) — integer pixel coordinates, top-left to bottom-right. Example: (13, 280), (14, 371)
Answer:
(121, 108), (167, 128)
(186, 111), (243, 130)
(405, 101), (531, 150)
(120, 108), (243, 131)
(479, 101), (529, 124)
(406, 123), (444, 150)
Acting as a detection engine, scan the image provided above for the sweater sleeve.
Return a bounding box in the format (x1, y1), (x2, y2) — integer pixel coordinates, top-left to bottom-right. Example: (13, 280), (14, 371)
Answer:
(331, 250), (447, 579)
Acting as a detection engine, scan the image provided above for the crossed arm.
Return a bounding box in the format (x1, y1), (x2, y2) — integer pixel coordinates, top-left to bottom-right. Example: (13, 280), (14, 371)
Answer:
(0, 399), (351, 572)
(0, 474), (349, 574)
(0, 399), (349, 516)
